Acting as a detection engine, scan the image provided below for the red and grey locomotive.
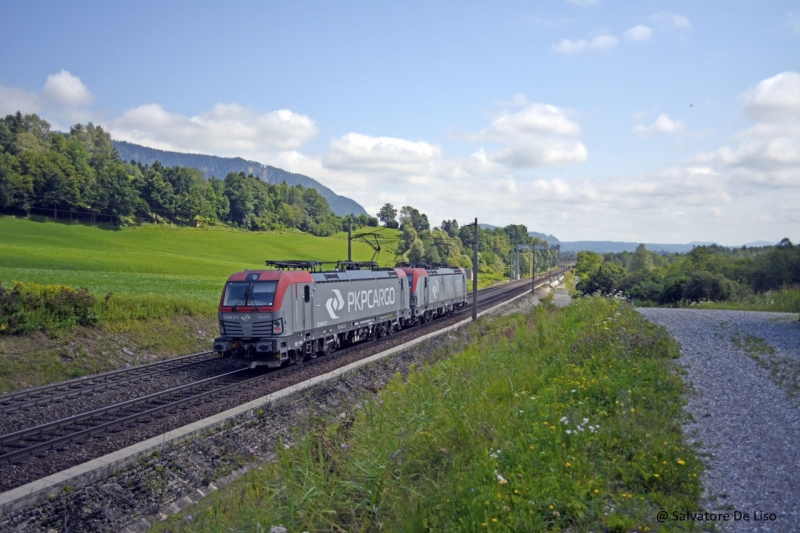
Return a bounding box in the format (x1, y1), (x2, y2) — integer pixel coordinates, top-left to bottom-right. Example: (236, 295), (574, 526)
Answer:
(213, 261), (467, 368)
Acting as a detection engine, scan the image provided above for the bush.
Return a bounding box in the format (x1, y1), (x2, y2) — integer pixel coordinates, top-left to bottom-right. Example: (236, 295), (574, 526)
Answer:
(0, 282), (98, 335)
(576, 262), (626, 295)
(682, 271), (736, 302)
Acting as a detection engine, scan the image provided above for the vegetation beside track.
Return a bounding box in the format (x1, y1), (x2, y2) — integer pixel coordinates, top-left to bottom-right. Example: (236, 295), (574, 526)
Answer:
(154, 296), (700, 532)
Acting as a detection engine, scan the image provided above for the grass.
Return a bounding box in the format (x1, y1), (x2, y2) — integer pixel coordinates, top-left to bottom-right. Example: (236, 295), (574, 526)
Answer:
(0, 216), (398, 306)
(154, 296), (701, 532)
(0, 314), (219, 393)
(692, 287), (800, 314)
(732, 332), (800, 406)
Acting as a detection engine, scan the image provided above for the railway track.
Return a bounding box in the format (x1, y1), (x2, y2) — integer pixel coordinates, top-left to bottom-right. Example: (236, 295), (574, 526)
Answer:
(0, 271), (565, 468)
(0, 351), (218, 415)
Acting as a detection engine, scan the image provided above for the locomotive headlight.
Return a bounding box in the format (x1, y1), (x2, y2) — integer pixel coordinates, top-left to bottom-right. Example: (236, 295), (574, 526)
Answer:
(273, 319), (283, 334)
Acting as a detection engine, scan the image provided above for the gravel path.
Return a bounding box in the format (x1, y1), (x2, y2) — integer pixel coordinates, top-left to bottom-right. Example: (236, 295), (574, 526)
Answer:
(637, 308), (800, 533)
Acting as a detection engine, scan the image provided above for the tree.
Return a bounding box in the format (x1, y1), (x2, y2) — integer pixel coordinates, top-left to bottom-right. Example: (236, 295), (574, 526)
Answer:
(441, 219), (459, 238)
(503, 224), (531, 245)
(399, 205), (429, 233)
(575, 251), (602, 277)
(377, 203), (397, 225)
(630, 243), (654, 273)
(576, 263), (626, 295)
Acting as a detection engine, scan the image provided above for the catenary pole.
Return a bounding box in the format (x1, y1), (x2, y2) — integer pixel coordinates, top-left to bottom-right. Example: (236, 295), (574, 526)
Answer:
(347, 217), (352, 262)
(473, 218), (478, 321)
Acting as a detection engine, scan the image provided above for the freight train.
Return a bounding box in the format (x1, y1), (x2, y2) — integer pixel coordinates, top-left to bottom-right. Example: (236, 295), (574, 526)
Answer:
(213, 261), (468, 368)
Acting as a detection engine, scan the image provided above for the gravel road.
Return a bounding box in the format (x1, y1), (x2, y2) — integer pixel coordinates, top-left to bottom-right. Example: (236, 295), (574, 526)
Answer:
(637, 308), (800, 533)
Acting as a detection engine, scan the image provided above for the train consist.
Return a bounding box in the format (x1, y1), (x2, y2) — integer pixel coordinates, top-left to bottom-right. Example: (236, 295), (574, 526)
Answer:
(213, 261), (468, 368)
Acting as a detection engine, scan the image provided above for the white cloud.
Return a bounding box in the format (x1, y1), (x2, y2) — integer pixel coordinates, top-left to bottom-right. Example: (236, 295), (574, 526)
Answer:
(0, 70), (94, 124)
(324, 133), (442, 176)
(689, 71), (800, 191)
(623, 25), (653, 41)
(0, 84), (42, 116)
(42, 70), (93, 107)
(467, 102), (587, 168)
(634, 113), (685, 137)
(109, 102), (319, 161)
(554, 34), (618, 55)
(648, 12), (691, 30)
(742, 71), (800, 121)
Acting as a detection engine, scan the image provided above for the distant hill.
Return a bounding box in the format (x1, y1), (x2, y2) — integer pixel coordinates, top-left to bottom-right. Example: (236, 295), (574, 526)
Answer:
(743, 240), (776, 247)
(478, 224), (560, 244)
(113, 141), (369, 217)
(529, 231), (560, 244)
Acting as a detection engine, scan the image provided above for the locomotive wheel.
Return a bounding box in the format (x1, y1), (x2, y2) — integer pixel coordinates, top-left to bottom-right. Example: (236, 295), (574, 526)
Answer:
(291, 351), (305, 365)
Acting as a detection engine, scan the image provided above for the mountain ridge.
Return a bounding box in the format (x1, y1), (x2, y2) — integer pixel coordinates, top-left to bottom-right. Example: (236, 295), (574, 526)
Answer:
(112, 141), (369, 217)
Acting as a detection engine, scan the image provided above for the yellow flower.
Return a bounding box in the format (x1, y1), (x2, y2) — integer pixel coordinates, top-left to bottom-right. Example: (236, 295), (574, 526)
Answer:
(565, 462), (571, 467)
(492, 518), (498, 523)
(593, 489), (599, 494)
(677, 459), (686, 465)
(481, 523), (487, 527)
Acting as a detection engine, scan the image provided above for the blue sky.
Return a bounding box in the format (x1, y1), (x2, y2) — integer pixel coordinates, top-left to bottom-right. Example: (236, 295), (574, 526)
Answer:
(2, 1), (799, 244)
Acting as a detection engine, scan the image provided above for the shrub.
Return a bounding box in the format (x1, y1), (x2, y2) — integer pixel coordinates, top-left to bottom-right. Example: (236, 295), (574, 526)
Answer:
(0, 281), (97, 335)
(682, 271), (735, 302)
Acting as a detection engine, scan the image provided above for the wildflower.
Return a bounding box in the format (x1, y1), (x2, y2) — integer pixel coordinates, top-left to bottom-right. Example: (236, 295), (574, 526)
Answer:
(340, 443), (349, 449)
(565, 462), (571, 467)
(553, 511), (561, 517)
(593, 489), (599, 494)
(503, 506), (510, 512)
(482, 523), (487, 527)
(677, 459), (686, 465)
(566, 430), (572, 435)
(492, 518), (498, 522)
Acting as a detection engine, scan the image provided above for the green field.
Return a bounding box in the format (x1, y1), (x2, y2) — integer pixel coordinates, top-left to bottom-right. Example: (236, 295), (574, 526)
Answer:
(0, 217), (398, 306)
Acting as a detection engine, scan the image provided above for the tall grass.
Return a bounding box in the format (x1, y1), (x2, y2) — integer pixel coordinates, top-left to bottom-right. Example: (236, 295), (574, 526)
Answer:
(155, 297), (700, 532)
(692, 287), (800, 313)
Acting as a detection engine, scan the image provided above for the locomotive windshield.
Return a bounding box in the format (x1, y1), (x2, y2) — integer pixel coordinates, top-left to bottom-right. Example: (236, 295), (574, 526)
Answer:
(223, 281), (278, 307)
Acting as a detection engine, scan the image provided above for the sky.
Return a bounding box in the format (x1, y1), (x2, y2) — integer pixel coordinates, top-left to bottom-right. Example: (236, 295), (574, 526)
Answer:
(1, 1), (799, 245)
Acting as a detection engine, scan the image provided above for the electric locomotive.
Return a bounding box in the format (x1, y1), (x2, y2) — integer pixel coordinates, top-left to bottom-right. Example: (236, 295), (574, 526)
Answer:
(213, 260), (468, 368)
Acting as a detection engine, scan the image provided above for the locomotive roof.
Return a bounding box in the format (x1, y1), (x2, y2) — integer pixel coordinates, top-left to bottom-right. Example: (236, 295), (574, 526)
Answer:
(226, 270), (314, 283)
(400, 266), (464, 276)
(226, 268), (408, 283)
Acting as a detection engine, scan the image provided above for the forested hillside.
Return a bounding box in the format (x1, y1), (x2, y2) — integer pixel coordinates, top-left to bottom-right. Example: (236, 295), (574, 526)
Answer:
(0, 113), (374, 236)
(113, 141), (368, 217)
